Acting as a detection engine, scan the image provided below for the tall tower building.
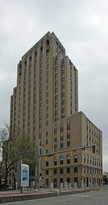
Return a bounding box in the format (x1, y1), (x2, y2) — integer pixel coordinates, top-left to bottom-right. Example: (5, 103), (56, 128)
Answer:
(10, 32), (102, 188)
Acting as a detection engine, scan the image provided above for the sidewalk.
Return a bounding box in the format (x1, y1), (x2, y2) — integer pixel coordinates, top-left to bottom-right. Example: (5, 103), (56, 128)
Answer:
(0, 187), (100, 204)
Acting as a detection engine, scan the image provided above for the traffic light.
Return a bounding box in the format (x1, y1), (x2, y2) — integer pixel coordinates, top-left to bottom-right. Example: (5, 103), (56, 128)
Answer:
(56, 153), (58, 159)
(92, 145), (95, 153)
(70, 150), (72, 157)
(45, 156), (47, 161)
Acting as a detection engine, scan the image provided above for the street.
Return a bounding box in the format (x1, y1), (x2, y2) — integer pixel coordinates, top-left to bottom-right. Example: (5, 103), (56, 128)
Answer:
(1, 185), (108, 205)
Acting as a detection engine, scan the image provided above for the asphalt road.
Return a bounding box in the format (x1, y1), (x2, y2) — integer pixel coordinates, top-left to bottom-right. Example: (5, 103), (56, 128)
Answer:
(2, 186), (108, 205)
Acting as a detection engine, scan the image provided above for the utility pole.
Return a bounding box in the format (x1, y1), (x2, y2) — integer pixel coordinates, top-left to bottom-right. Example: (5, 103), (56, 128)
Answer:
(38, 139), (40, 190)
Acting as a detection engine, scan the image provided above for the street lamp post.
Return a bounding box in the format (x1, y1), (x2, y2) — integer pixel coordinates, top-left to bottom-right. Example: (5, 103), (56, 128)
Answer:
(38, 139), (40, 190)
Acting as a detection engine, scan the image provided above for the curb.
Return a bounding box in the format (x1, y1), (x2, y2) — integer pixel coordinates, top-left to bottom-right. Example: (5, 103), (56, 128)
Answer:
(0, 188), (100, 203)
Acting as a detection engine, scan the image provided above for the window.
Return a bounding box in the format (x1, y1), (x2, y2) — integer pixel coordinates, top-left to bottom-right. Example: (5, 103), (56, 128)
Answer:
(40, 89), (42, 94)
(54, 138), (57, 142)
(62, 92), (65, 98)
(74, 177), (78, 183)
(46, 71), (49, 76)
(60, 143), (63, 148)
(54, 144), (57, 150)
(40, 57), (42, 62)
(60, 126), (63, 132)
(55, 103), (58, 108)
(55, 95), (58, 100)
(39, 124), (42, 128)
(67, 141), (70, 147)
(67, 124), (70, 130)
(46, 64), (49, 70)
(46, 113), (48, 118)
(54, 128), (57, 134)
(60, 178), (63, 183)
(61, 62), (64, 68)
(83, 155), (86, 163)
(60, 155), (63, 165)
(46, 50), (49, 56)
(60, 136), (63, 141)
(46, 161), (49, 166)
(40, 103), (42, 108)
(54, 169), (57, 174)
(55, 73), (58, 79)
(62, 70), (64, 75)
(60, 169), (63, 174)
(74, 167), (78, 173)
(67, 168), (70, 174)
(55, 58), (58, 64)
(46, 92), (49, 97)
(67, 178), (70, 184)
(62, 108), (65, 113)
(46, 78), (48, 83)
(67, 133), (70, 139)
(34, 93), (36, 98)
(46, 131), (48, 137)
(46, 170), (49, 175)
(83, 167), (86, 173)
(40, 76), (42, 81)
(33, 119), (36, 124)
(86, 155), (89, 164)
(62, 84), (65, 90)
(67, 154), (70, 164)
(46, 179), (49, 186)
(46, 121), (48, 126)
(46, 85), (48, 90)
(74, 155), (78, 163)
(62, 100), (65, 105)
(46, 106), (48, 111)
(40, 63), (42, 68)
(55, 88), (58, 93)
(54, 157), (57, 165)
(55, 66), (58, 72)
(55, 81), (58, 86)
(39, 134), (42, 139)
(62, 77), (65, 82)
(90, 156), (92, 164)
(55, 110), (58, 115)
(40, 83), (42, 88)
(40, 70), (42, 75)
(46, 99), (48, 104)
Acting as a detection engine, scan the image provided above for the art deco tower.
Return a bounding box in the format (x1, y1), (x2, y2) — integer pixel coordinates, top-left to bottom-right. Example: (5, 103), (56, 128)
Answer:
(10, 32), (102, 188)
(10, 32), (78, 153)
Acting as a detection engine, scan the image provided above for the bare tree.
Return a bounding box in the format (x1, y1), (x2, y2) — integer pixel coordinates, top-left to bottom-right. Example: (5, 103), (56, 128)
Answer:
(0, 125), (37, 186)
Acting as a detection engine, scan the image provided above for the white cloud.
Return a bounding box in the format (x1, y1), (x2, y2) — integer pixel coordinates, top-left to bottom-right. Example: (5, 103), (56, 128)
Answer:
(0, 0), (108, 170)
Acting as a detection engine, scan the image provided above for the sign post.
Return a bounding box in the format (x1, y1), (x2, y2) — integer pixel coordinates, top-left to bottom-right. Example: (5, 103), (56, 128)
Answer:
(17, 160), (29, 193)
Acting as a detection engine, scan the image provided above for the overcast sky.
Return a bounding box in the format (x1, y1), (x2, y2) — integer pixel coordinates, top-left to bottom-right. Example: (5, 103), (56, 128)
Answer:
(0, 0), (108, 171)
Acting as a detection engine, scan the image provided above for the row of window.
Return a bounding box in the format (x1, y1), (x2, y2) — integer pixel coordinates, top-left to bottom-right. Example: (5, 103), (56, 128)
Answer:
(83, 167), (102, 175)
(46, 167), (78, 175)
(45, 167), (102, 179)
(86, 125), (100, 139)
(54, 124), (70, 134)
(83, 155), (102, 167)
(46, 155), (78, 166)
(45, 177), (77, 186)
(54, 141), (70, 149)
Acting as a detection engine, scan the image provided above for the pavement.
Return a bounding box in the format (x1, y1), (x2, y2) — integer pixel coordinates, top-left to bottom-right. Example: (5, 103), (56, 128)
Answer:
(0, 187), (100, 204)
(3, 185), (107, 205)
